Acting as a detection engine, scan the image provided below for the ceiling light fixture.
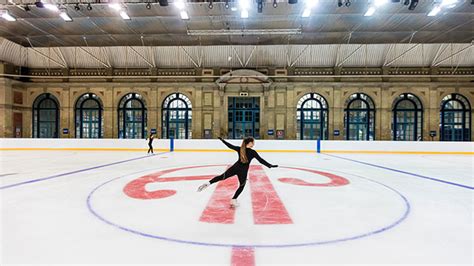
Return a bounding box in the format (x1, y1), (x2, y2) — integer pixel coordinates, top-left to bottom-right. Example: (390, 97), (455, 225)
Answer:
(302, 0), (318, 18)
(1, 10), (16, 21)
(146, 2), (152, 9)
(34, 1), (44, 8)
(427, 4), (441, 16)
(241, 9), (249, 18)
(120, 10), (131, 20)
(238, 0), (251, 9)
(87, 3), (92, 10)
(408, 0), (418, 10)
(440, 0), (459, 8)
(225, 0), (230, 9)
(74, 3), (80, 11)
(180, 10), (189, 20)
(209, 0), (213, 9)
(373, 0), (389, 7)
(44, 3), (60, 12)
(109, 3), (122, 11)
(364, 6), (376, 16)
(239, 0), (250, 18)
(273, 0), (278, 8)
(59, 9), (73, 21)
(175, 0), (185, 9)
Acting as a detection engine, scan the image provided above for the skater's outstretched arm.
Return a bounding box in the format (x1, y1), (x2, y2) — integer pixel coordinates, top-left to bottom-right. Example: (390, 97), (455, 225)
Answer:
(218, 137), (239, 152)
(251, 150), (278, 168)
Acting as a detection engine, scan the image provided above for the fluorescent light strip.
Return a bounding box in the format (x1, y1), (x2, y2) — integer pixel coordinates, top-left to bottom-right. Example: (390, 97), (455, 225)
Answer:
(364, 6), (376, 16)
(44, 3), (59, 12)
(119, 11), (130, 20)
(60, 11), (72, 21)
(373, 0), (388, 7)
(180, 10), (189, 20)
(302, 8), (311, 18)
(440, 0), (458, 8)
(241, 9), (249, 18)
(1, 11), (16, 21)
(428, 5), (441, 16)
(239, 0), (251, 9)
(109, 3), (122, 11)
(175, 0), (185, 9)
(305, 0), (318, 9)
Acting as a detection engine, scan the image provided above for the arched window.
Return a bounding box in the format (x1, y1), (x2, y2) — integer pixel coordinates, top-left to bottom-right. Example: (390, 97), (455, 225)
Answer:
(75, 93), (103, 138)
(296, 93), (328, 140)
(392, 93), (423, 141)
(344, 93), (375, 140)
(118, 93), (147, 139)
(440, 93), (471, 141)
(32, 93), (59, 138)
(162, 93), (192, 139)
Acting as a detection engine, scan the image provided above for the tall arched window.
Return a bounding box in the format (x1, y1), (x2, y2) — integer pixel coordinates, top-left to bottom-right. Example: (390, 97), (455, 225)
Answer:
(392, 93), (423, 141)
(162, 93), (192, 139)
(75, 93), (103, 138)
(344, 93), (375, 140)
(118, 93), (147, 139)
(440, 93), (471, 141)
(32, 93), (59, 138)
(296, 93), (328, 140)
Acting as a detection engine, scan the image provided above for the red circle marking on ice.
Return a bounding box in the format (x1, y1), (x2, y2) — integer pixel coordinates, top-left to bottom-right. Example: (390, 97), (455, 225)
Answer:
(278, 167), (350, 187)
(123, 165), (221, 200)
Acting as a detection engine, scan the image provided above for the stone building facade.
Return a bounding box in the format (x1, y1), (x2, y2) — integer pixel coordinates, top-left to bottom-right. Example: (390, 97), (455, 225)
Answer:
(0, 65), (473, 141)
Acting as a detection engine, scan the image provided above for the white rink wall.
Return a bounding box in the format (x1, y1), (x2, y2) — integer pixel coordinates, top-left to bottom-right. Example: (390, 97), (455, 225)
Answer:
(0, 138), (473, 153)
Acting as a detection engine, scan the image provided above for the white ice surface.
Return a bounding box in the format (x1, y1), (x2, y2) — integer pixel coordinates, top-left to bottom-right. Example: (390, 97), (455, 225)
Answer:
(1, 150), (473, 265)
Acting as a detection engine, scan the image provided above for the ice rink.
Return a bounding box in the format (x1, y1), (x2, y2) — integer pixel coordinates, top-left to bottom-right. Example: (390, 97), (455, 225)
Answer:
(1, 143), (473, 265)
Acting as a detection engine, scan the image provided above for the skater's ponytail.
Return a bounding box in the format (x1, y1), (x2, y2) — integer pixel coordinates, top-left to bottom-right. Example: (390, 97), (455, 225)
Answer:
(240, 137), (254, 164)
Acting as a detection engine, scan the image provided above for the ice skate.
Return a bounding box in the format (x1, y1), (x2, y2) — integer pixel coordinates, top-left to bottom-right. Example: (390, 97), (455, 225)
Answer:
(230, 199), (239, 208)
(197, 182), (209, 192)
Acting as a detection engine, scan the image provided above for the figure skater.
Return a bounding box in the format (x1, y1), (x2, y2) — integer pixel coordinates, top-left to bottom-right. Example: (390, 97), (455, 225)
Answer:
(147, 132), (155, 154)
(197, 137), (278, 208)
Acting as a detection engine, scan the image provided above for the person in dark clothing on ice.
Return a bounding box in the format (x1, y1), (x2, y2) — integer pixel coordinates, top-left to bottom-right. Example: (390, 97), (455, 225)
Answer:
(197, 137), (278, 208)
(147, 132), (155, 154)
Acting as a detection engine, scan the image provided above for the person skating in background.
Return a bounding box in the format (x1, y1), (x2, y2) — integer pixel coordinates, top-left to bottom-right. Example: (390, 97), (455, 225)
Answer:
(147, 132), (155, 154)
(197, 137), (278, 208)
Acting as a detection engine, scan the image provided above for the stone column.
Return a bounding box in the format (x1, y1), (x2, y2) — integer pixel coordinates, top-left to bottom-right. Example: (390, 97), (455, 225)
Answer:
(380, 86), (392, 140)
(428, 87), (439, 141)
(148, 86), (158, 137)
(332, 86), (344, 140)
(104, 87), (114, 138)
(216, 84), (225, 137)
(59, 88), (72, 138)
(0, 78), (13, 137)
(285, 85), (295, 139)
(192, 86), (203, 138)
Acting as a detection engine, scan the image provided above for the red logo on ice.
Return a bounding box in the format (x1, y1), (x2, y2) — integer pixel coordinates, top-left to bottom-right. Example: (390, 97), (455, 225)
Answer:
(123, 165), (350, 225)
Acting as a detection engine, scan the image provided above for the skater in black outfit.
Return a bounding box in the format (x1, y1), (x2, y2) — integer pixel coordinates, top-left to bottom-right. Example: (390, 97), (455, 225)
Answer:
(147, 132), (155, 154)
(197, 137), (278, 207)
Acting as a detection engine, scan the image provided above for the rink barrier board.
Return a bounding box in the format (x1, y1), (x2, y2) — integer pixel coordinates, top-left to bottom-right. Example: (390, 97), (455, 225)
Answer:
(0, 147), (472, 155)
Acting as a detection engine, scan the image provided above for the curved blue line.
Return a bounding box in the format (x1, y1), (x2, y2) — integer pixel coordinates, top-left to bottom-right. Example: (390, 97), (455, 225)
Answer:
(87, 164), (411, 248)
(0, 152), (170, 190)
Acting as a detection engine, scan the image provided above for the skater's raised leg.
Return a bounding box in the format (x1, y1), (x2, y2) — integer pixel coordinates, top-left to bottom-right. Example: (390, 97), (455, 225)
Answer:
(197, 166), (237, 192)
